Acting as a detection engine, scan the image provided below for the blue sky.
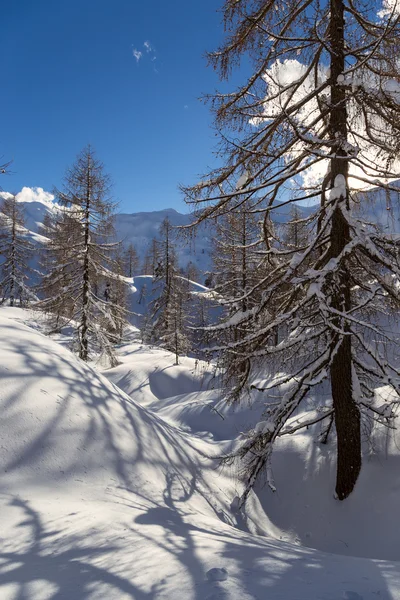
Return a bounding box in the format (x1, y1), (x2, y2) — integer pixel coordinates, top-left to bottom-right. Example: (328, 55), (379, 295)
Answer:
(1, 1), (235, 213)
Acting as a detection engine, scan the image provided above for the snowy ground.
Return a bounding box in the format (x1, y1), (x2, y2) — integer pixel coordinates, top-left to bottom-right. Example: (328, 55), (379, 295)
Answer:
(1, 307), (400, 599)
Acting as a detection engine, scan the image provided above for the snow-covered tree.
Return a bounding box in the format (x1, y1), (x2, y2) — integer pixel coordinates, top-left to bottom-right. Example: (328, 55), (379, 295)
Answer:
(142, 238), (159, 276)
(40, 146), (128, 363)
(0, 194), (36, 306)
(213, 203), (261, 312)
(282, 205), (311, 253)
(123, 242), (139, 278)
(184, 260), (200, 285)
(183, 0), (400, 501)
(144, 217), (191, 362)
(209, 201), (266, 390)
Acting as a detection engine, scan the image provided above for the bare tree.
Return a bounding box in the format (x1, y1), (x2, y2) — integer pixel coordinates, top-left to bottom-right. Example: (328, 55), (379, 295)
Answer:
(142, 238), (159, 276)
(209, 201), (266, 391)
(0, 194), (36, 306)
(183, 0), (400, 501)
(123, 242), (140, 278)
(40, 146), (128, 363)
(143, 217), (191, 362)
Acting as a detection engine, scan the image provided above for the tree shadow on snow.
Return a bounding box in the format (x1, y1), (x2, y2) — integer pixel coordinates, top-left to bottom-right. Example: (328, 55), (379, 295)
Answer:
(0, 322), (398, 599)
(0, 496), (159, 599)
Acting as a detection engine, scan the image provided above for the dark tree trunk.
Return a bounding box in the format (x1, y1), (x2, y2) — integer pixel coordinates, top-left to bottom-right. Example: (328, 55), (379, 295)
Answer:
(10, 205), (16, 307)
(80, 157), (91, 361)
(241, 210), (247, 313)
(329, 0), (361, 499)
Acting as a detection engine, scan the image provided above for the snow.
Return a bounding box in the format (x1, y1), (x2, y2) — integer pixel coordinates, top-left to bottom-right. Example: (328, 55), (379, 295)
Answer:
(2, 187), (317, 282)
(1, 307), (400, 598)
(253, 420), (275, 435)
(206, 567), (229, 582)
(236, 171), (250, 190)
(329, 174), (347, 200)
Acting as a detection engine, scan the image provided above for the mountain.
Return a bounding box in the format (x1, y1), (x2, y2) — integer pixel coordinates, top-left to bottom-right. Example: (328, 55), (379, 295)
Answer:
(114, 208), (212, 273)
(3, 184), (399, 288)
(0, 188), (320, 277)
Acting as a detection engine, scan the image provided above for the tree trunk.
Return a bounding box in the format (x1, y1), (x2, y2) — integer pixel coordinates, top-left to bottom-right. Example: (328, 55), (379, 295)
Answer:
(80, 157), (91, 361)
(10, 203), (16, 307)
(329, 0), (361, 499)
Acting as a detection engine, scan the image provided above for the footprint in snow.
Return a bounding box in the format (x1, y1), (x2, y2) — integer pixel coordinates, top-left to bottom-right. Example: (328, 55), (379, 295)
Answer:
(206, 568), (228, 582)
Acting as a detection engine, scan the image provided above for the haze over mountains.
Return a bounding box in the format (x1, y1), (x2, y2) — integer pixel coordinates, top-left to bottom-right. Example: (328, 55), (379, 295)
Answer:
(0, 186), (321, 274)
(2, 183), (399, 284)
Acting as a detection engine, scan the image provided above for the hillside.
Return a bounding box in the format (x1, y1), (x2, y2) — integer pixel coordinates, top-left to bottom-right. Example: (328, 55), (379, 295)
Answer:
(0, 307), (400, 599)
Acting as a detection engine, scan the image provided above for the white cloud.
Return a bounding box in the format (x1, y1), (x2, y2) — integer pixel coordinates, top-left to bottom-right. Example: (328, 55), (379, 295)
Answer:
(133, 49), (142, 63)
(133, 40), (157, 65)
(378, 0), (400, 18)
(252, 59), (400, 193)
(16, 187), (55, 206)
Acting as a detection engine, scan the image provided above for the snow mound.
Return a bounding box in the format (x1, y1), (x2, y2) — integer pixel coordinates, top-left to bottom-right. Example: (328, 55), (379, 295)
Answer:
(0, 311), (210, 506)
(105, 341), (212, 408)
(113, 350), (400, 562)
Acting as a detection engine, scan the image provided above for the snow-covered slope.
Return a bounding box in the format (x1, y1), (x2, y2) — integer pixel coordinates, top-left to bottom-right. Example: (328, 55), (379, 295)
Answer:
(4, 183), (400, 279)
(3, 188), (321, 276)
(125, 274), (221, 329)
(149, 367), (400, 562)
(1, 307), (400, 599)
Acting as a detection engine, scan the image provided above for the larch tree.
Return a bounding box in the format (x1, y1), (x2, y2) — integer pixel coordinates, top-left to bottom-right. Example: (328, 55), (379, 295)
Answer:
(211, 200), (265, 391)
(183, 0), (400, 501)
(124, 242), (140, 278)
(40, 146), (128, 363)
(39, 209), (76, 330)
(282, 205), (311, 254)
(142, 238), (159, 276)
(0, 194), (36, 306)
(144, 217), (191, 362)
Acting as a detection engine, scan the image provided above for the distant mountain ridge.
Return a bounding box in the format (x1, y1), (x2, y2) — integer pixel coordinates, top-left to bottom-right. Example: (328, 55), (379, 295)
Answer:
(3, 184), (400, 276)
(114, 208), (211, 272)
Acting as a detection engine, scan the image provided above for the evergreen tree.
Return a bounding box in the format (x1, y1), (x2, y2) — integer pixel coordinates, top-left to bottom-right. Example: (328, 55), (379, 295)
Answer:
(40, 146), (127, 363)
(123, 242), (139, 278)
(144, 217), (191, 362)
(0, 194), (36, 306)
(183, 0), (400, 501)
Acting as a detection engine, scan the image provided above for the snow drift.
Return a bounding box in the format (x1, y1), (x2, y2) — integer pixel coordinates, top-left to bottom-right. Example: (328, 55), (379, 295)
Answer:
(1, 307), (400, 599)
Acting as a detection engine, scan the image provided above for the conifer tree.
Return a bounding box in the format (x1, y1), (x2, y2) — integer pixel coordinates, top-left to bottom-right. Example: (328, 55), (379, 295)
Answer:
(0, 194), (36, 306)
(210, 201), (265, 390)
(142, 238), (159, 276)
(282, 205), (310, 253)
(124, 242), (139, 278)
(40, 146), (128, 363)
(183, 0), (400, 500)
(144, 217), (191, 362)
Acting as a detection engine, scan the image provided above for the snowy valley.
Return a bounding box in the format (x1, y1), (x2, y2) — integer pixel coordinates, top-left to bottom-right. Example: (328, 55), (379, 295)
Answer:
(4, 0), (400, 597)
(1, 184), (400, 598)
(1, 306), (400, 599)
